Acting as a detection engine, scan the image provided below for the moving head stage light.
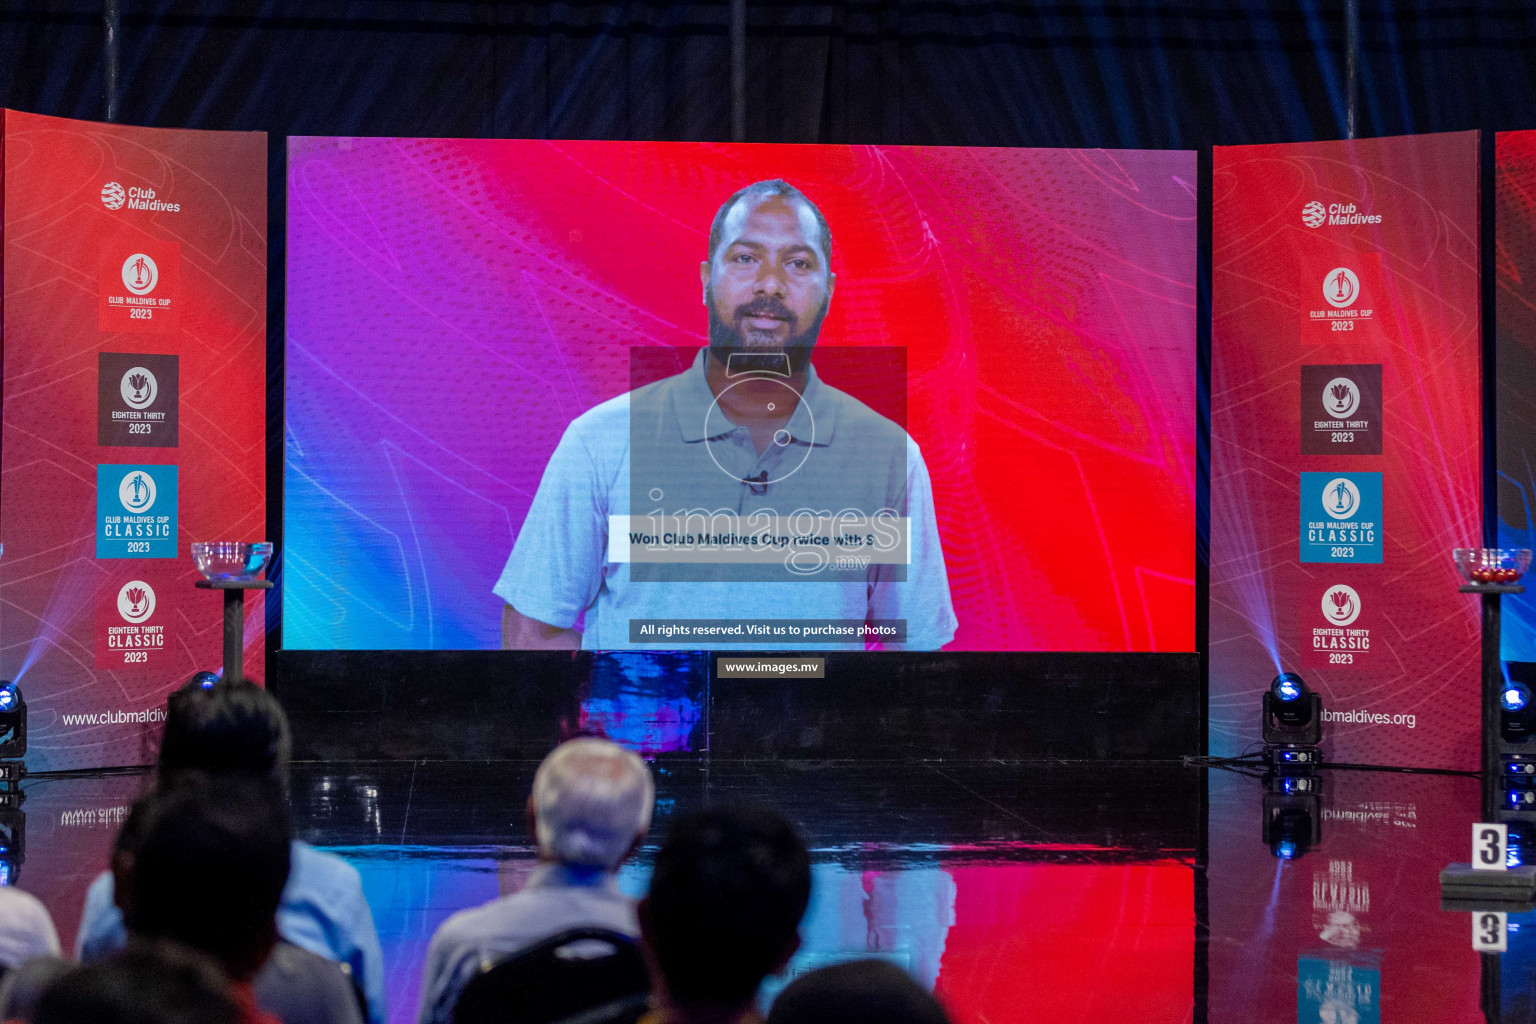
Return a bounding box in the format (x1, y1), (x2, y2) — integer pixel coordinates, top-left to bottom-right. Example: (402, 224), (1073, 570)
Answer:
(0, 681), (25, 762)
(1504, 679), (1536, 742)
(1263, 673), (1322, 766)
(0, 807), (22, 886)
(1263, 772), (1322, 861)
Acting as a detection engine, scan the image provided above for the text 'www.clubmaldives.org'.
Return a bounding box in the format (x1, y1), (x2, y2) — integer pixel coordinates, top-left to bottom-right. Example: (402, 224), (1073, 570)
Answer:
(60, 707), (168, 727)
(1320, 708), (1416, 729)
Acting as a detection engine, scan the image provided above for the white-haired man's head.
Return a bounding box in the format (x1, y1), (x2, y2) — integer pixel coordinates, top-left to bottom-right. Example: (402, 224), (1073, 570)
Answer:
(531, 738), (655, 871)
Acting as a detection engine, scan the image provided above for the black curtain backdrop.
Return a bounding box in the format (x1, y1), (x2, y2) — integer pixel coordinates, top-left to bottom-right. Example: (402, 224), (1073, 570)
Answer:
(5, 0), (1536, 657)
(6, 2), (1536, 149)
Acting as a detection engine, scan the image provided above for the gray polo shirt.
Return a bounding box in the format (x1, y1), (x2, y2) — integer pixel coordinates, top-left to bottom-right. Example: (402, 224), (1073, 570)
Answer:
(494, 349), (956, 650)
(416, 864), (638, 1024)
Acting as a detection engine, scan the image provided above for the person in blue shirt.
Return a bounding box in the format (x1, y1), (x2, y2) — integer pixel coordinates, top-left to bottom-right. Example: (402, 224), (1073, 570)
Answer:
(497, 178), (957, 651)
(74, 679), (386, 1024)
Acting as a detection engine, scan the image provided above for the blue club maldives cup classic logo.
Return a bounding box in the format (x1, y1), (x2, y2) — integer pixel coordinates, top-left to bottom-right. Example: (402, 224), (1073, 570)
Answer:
(97, 464), (177, 558)
(1300, 471), (1382, 563)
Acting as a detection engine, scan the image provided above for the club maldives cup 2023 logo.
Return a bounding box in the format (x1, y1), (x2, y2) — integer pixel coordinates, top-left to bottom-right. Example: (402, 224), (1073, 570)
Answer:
(99, 239), (180, 334)
(1300, 252), (1385, 344)
(121, 254), (158, 295)
(1324, 268), (1360, 308)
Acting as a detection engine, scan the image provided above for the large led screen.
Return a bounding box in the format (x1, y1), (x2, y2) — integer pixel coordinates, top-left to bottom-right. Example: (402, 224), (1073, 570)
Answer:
(285, 140), (1195, 651)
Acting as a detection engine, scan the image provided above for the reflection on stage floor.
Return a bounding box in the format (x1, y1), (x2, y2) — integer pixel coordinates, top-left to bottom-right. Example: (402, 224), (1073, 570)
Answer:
(4, 761), (1498, 1022)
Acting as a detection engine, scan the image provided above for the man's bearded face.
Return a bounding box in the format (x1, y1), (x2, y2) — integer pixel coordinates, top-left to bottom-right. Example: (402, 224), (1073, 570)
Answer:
(704, 195), (832, 375)
(707, 288), (828, 375)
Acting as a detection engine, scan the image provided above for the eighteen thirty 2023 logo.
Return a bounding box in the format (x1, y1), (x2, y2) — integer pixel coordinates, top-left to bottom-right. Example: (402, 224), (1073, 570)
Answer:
(1325, 377), (1360, 419)
(99, 181), (181, 213)
(1300, 364), (1382, 455)
(1302, 200), (1382, 228)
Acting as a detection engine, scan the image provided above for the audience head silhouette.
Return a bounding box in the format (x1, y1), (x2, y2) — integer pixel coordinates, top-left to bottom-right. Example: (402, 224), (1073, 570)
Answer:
(114, 774), (291, 983)
(766, 960), (951, 1024)
(531, 737), (654, 870)
(640, 807), (811, 1020)
(33, 939), (243, 1024)
(158, 679), (292, 791)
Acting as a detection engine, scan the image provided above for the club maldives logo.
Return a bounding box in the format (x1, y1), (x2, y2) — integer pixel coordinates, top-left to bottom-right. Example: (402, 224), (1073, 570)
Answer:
(1324, 377), (1360, 419)
(1302, 200), (1383, 228)
(1322, 584), (1362, 627)
(116, 581), (157, 624)
(121, 254), (158, 296)
(99, 181), (181, 213)
(118, 469), (157, 513)
(1322, 477), (1362, 520)
(1324, 267), (1360, 308)
(120, 367), (159, 410)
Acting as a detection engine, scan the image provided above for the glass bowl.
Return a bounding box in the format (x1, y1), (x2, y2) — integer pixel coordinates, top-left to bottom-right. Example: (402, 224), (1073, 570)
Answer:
(1452, 547), (1532, 585)
(191, 541), (274, 582)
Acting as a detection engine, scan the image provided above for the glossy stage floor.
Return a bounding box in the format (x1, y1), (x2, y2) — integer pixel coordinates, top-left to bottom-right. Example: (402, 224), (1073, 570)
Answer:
(5, 759), (1507, 1023)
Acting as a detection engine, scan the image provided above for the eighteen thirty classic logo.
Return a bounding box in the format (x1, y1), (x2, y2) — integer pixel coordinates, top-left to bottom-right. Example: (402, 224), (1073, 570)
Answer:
(1323, 584), (1362, 626)
(116, 581), (157, 624)
(1306, 581), (1372, 666)
(98, 574), (171, 668)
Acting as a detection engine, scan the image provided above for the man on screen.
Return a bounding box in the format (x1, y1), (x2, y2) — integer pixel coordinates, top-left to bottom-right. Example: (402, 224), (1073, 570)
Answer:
(495, 179), (956, 651)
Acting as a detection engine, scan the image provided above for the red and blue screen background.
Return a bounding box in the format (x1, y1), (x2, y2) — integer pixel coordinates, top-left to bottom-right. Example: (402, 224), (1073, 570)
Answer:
(284, 139), (1196, 651)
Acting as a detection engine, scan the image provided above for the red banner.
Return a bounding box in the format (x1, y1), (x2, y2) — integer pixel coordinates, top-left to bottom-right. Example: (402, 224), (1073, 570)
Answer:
(0, 111), (266, 770)
(1210, 132), (1482, 770)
